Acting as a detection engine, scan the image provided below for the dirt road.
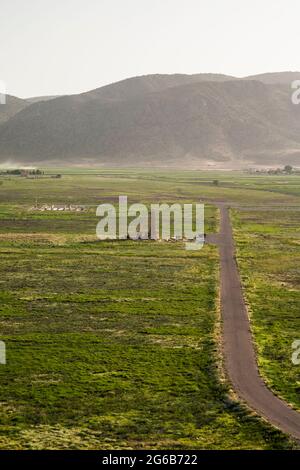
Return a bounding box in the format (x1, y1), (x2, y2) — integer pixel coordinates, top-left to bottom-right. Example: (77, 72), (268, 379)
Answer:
(218, 204), (300, 440)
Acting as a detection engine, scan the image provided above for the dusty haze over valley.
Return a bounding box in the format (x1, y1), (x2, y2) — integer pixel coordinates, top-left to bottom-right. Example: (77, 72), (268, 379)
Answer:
(1, 71), (300, 169)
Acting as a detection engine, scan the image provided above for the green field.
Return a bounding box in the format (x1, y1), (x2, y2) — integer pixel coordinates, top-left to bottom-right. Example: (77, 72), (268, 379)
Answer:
(233, 208), (300, 410)
(0, 170), (299, 449)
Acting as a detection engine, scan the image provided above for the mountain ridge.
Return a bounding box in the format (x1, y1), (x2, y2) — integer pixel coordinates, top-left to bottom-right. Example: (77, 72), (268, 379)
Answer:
(1, 72), (300, 168)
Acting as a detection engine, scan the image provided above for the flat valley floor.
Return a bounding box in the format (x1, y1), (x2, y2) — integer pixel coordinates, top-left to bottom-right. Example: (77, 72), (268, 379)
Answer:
(0, 169), (299, 449)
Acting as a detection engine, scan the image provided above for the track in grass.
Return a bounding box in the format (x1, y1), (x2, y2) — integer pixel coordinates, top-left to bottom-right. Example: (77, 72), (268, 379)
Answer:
(219, 204), (300, 440)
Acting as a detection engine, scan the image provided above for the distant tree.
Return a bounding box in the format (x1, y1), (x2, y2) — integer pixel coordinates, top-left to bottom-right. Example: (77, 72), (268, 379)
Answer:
(284, 165), (293, 174)
(212, 179), (219, 186)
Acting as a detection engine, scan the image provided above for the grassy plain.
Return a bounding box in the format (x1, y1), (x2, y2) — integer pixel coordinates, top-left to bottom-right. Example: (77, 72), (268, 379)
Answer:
(0, 169), (299, 449)
(233, 208), (300, 410)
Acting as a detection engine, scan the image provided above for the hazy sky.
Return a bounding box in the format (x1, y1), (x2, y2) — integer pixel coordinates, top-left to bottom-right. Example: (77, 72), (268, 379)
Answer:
(1, 0), (300, 98)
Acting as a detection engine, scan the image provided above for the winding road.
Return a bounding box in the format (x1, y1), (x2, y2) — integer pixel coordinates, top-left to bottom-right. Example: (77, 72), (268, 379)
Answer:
(216, 204), (300, 440)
